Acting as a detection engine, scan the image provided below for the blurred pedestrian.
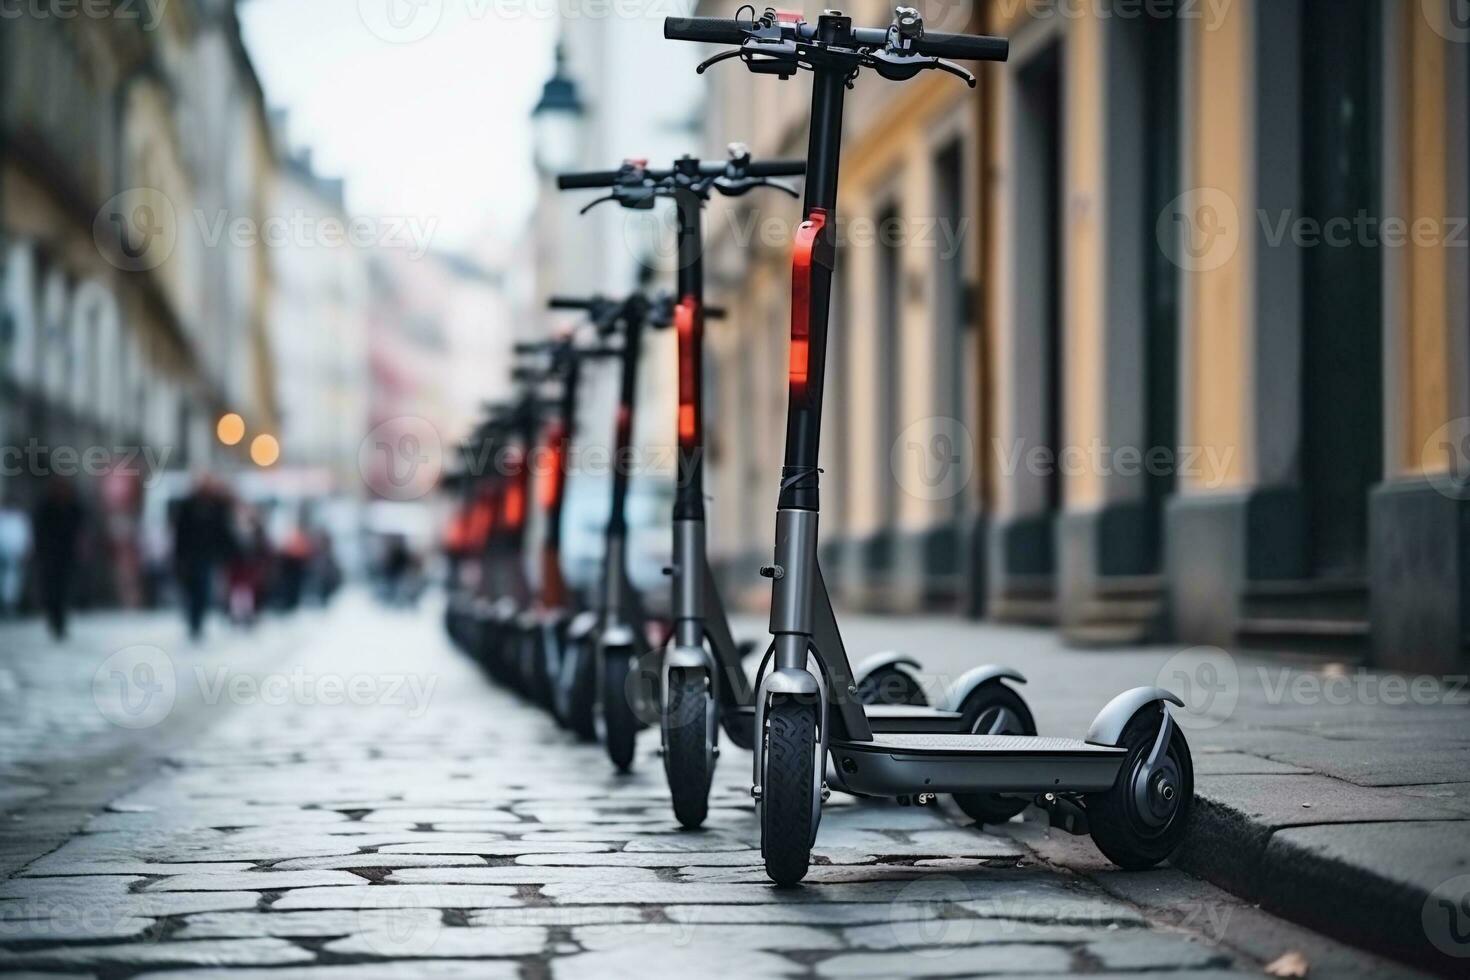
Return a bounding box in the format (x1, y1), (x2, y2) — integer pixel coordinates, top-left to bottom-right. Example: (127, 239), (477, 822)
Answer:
(277, 524), (312, 612)
(227, 508), (271, 627)
(173, 475), (236, 640)
(31, 476), (85, 640)
(0, 500), (33, 618)
(309, 528), (341, 605)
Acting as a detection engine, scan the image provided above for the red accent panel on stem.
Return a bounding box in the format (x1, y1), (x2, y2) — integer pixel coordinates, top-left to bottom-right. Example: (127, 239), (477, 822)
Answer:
(616, 405), (631, 452)
(790, 208), (827, 400)
(503, 482), (525, 530)
(675, 295), (698, 447)
(538, 421), (568, 511)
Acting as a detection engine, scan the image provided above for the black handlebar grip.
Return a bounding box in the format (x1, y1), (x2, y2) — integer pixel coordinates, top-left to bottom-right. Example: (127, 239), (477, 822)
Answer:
(548, 296), (597, 311)
(746, 160), (806, 178)
(664, 16), (748, 44)
(513, 342), (548, 355)
(915, 31), (1009, 62)
(556, 171), (623, 190)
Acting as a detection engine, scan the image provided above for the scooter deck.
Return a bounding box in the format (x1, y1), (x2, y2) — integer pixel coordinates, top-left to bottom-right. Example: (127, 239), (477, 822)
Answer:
(727, 702), (967, 738)
(829, 733), (1126, 797)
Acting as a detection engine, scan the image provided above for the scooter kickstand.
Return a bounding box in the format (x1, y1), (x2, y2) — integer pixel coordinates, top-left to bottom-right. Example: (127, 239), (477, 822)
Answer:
(1038, 793), (1090, 836)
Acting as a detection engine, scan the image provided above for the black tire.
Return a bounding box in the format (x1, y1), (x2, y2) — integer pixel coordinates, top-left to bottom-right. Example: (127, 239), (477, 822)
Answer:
(761, 695), (818, 886)
(665, 668), (714, 829)
(854, 665), (928, 706)
(542, 626), (567, 725)
(520, 628), (546, 706)
(952, 683), (1036, 826)
(1086, 706), (1194, 869)
(561, 637), (598, 741)
(602, 647), (639, 772)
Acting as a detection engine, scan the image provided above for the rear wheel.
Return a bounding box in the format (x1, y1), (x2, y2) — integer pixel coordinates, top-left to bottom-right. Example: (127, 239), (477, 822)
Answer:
(952, 683), (1036, 825)
(541, 625), (566, 724)
(664, 667), (714, 829)
(1087, 706), (1193, 869)
(560, 636), (597, 741)
(601, 646), (639, 772)
(854, 664), (927, 706)
(524, 628), (551, 707)
(761, 694), (818, 886)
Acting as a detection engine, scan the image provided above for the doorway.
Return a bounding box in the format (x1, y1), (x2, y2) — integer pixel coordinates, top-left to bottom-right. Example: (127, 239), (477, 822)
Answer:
(1007, 39), (1064, 578)
(1299, 0), (1382, 578)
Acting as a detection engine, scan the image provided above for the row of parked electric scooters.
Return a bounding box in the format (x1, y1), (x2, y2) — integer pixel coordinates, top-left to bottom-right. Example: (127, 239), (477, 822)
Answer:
(446, 6), (1195, 886)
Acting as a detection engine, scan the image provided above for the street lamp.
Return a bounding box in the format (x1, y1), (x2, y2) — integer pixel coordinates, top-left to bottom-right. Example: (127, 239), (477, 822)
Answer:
(532, 40), (585, 175)
(250, 434), (280, 468)
(217, 413), (245, 447)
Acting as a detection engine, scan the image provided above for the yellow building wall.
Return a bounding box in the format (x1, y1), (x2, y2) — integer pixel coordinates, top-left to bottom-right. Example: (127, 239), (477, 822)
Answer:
(1063, 5), (1105, 509)
(838, 78), (979, 536)
(1397, 2), (1452, 475)
(1183, 0), (1250, 491)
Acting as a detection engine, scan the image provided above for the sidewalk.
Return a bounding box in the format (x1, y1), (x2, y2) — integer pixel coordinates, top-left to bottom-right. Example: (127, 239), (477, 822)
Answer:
(0, 607), (323, 878)
(0, 594), (1424, 979)
(772, 611), (1470, 975)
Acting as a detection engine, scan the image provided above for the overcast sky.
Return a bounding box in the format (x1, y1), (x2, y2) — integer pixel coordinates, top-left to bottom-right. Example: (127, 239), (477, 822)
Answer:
(239, 0), (556, 252)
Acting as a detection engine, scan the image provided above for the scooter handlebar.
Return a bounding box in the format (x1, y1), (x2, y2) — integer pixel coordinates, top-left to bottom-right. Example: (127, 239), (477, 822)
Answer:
(556, 171), (625, 190)
(744, 160), (805, 178)
(913, 30), (1009, 62)
(663, 14), (1008, 63)
(663, 16), (747, 45)
(548, 296), (599, 311)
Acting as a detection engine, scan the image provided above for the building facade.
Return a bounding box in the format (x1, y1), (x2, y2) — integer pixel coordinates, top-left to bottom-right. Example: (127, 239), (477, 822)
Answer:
(1, 0), (280, 603)
(263, 144), (369, 494)
(695, 0), (1470, 673)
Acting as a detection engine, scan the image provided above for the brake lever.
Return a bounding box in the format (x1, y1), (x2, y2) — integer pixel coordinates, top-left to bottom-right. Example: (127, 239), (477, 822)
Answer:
(934, 58), (976, 88)
(578, 194), (617, 215)
(696, 48), (744, 75)
(714, 177), (800, 199)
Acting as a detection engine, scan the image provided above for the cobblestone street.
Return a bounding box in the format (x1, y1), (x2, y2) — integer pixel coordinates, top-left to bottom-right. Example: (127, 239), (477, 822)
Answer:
(0, 596), (1439, 978)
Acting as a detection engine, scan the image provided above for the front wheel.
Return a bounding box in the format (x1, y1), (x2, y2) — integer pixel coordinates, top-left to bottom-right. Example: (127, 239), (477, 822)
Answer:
(1086, 706), (1193, 869)
(558, 635), (597, 742)
(664, 667), (715, 829)
(541, 625), (567, 725)
(952, 682), (1037, 825)
(760, 695), (819, 886)
(601, 646), (639, 772)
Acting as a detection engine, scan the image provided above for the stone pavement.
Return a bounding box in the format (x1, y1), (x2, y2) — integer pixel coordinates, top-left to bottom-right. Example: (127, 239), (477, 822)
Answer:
(0, 609), (320, 880)
(748, 611), (1470, 976)
(0, 594), (1433, 978)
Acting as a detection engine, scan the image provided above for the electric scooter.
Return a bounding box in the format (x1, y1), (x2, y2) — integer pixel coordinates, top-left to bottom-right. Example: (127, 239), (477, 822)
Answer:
(506, 332), (622, 717)
(546, 292), (673, 767)
(666, 7), (1194, 885)
(559, 149), (1041, 828)
(473, 379), (554, 687)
